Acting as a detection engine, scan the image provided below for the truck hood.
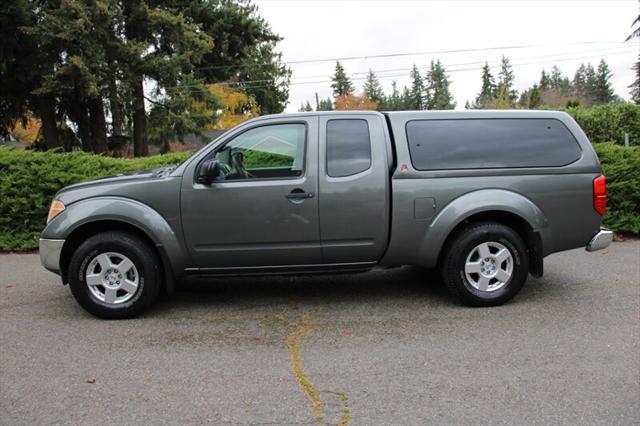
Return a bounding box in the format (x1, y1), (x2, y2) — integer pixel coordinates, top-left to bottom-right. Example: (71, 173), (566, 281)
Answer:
(58, 166), (177, 195)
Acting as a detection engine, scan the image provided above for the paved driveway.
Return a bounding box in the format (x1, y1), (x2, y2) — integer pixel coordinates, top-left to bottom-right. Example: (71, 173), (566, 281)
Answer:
(1, 241), (639, 425)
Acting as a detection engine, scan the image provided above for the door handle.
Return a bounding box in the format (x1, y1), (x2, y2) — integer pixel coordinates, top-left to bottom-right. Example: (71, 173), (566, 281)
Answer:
(285, 189), (315, 200)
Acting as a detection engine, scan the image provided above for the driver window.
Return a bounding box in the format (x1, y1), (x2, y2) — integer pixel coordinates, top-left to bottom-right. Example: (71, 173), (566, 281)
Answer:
(214, 123), (306, 181)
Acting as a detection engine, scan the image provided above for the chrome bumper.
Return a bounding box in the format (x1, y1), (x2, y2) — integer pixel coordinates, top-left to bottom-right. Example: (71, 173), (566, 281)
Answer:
(39, 238), (65, 273)
(586, 228), (613, 252)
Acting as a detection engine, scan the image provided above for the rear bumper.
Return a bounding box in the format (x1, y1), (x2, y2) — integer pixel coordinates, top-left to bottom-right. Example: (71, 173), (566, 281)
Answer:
(39, 238), (65, 274)
(585, 228), (613, 252)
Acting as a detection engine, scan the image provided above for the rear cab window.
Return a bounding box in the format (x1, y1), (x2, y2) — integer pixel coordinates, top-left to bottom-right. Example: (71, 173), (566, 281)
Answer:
(405, 118), (582, 170)
(326, 119), (372, 177)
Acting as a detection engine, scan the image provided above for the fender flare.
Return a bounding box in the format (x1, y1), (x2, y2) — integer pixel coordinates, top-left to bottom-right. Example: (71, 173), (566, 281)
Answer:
(418, 189), (549, 267)
(43, 196), (187, 283)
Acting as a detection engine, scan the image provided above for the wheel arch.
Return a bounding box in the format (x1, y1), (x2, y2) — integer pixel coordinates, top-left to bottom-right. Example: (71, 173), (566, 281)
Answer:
(59, 220), (175, 292)
(46, 197), (185, 292)
(419, 189), (548, 276)
(437, 210), (544, 277)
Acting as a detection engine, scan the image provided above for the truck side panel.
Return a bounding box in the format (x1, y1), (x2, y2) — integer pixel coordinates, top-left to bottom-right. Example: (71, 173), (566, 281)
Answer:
(381, 110), (602, 268)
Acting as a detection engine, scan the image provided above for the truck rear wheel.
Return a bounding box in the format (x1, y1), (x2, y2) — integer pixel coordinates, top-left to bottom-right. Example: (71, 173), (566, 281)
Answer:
(441, 222), (529, 306)
(67, 231), (161, 319)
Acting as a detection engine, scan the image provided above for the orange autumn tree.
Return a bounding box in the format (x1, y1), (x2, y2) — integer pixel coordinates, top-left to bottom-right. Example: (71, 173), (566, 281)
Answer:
(205, 83), (260, 130)
(334, 92), (379, 111)
(10, 116), (42, 145)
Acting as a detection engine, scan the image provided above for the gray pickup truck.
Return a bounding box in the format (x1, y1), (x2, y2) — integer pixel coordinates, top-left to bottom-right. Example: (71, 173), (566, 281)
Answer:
(40, 110), (612, 318)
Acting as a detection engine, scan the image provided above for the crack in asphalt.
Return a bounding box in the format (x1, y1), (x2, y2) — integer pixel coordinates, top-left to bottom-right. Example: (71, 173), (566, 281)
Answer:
(284, 313), (352, 425)
(286, 314), (325, 423)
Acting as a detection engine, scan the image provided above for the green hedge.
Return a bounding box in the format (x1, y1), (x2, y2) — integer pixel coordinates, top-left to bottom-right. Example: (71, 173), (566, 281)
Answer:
(593, 143), (640, 233)
(1, 142), (639, 251)
(0, 148), (190, 250)
(566, 103), (640, 146)
(241, 149), (293, 168)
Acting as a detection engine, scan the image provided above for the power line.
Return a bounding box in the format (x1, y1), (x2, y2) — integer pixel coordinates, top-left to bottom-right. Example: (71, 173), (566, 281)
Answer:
(166, 45), (633, 90)
(193, 40), (628, 71)
(207, 49), (637, 91)
(290, 45), (634, 81)
(175, 47), (635, 91)
(286, 41), (627, 64)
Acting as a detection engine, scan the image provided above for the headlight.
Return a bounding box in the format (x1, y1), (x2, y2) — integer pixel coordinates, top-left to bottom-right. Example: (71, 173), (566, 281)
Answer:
(47, 199), (65, 224)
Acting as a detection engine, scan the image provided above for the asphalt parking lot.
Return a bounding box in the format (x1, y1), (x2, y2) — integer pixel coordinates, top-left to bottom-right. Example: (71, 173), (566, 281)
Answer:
(1, 241), (639, 425)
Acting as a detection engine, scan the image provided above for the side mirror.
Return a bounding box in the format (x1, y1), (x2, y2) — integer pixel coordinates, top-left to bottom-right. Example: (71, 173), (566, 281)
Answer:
(197, 159), (221, 184)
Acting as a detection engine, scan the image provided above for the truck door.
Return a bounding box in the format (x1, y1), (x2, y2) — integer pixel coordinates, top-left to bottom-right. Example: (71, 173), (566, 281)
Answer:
(180, 116), (321, 269)
(318, 114), (390, 264)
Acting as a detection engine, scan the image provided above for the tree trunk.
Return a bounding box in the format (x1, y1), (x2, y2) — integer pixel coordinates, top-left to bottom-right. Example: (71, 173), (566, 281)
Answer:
(106, 53), (124, 136)
(66, 83), (93, 152)
(161, 136), (170, 154)
(76, 105), (93, 152)
(37, 95), (60, 149)
(124, 0), (148, 157)
(88, 96), (108, 154)
(132, 75), (148, 157)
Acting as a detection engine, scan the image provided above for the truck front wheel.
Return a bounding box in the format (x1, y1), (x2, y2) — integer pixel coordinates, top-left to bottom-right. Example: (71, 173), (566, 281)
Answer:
(441, 222), (529, 307)
(67, 231), (161, 319)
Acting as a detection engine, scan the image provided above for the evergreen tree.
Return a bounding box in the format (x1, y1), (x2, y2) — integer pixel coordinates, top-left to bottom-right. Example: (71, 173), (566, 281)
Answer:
(572, 62), (598, 104)
(627, 10), (640, 103)
(385, 81), (401, 111)
(528, 86), (542, 109)
(497, 56), (517, 104)
(425, 60), (455, 109)
(190, 1), (292, 114)
(593, 59), (615, 104)
(472, 62), (496, 108)
(120, 0), (217, 156)
(317, 97), (333, 111)
(631, 54), (640, 104)
(237, 45), (291, 115)
(401, 86), (413, 110)
(298, 101), (313, 112)
(539, 70), (550, 91)
(584, 63), (598, 100)
(1, 0), (289, 155)
(408, 64), (425, 109)
(330, 61), (354, 97)
(549, 65), (570, 92)
(363, 69), (384, 105)
(0, 0), (60, 148)
(573, 64), (588, 97)
(518, 84), (542, 109)
(549, 66), (563, 88)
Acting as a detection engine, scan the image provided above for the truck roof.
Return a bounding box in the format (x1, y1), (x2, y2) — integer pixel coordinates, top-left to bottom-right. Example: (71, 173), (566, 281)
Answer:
(257, 109), (570, 121)
(384, 109), (569, 119)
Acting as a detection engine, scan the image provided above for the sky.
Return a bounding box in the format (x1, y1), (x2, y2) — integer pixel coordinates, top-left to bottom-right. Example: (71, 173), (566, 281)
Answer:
(253, 0), (639, 112)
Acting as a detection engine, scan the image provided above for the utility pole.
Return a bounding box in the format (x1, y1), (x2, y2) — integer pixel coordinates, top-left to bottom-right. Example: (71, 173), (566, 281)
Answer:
(315, 92), (320, 111)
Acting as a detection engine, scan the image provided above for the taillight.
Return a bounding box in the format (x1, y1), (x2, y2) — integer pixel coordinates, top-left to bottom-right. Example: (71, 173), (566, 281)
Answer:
(593, 175), (607, 216)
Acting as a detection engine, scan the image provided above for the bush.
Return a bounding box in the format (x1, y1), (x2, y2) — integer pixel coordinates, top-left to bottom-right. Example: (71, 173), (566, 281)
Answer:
(565, 103), (640, 146)
(0, 148), (190, 250)
(593, 143), (640, 234)
(1, 139), (639, 251)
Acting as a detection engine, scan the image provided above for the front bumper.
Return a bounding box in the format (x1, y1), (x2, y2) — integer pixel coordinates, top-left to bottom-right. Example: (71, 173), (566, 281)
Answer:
(39, 238), (65, 274)
(586, 228), (613, 252)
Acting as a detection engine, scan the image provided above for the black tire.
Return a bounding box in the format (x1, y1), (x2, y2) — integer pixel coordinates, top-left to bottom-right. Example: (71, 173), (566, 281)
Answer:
(67, 231), (161, 319)
(440, 222), (529, 307)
